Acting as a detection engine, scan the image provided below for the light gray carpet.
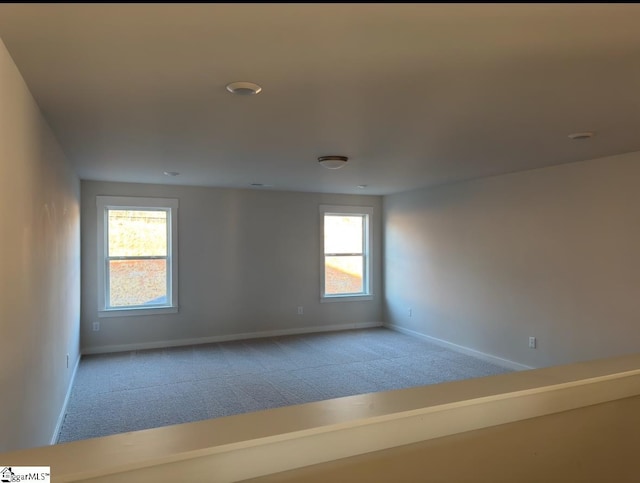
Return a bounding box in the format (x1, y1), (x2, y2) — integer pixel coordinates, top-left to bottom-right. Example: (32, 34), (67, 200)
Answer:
(57, 328), (512, 443)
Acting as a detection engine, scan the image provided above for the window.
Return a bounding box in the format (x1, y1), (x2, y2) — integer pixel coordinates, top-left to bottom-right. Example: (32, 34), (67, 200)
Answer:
(320, 205), (373, 301)
(97, 196), (178, 317)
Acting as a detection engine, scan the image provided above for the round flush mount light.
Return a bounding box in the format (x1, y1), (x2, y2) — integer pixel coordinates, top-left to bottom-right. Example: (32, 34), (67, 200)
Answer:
(568, 131), (595, 140)
(163, 171), (180, 177)
(226, 81), (262, 95)
(318, 155), (348, 170)
(357, 184), (367, 189)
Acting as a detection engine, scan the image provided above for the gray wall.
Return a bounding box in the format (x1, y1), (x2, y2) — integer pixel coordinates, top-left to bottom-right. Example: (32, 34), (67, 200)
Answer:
(81, 181), (382, 352)
(384, 151), (640, 368)
(0, 39), (80, 452)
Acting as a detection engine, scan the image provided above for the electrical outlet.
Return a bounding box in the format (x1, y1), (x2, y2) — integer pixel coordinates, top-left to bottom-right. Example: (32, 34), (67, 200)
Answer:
(297, 306), (304, 315)
(408, 308), (412, 317)
(93, 321), (100, 331)
(528, 337), (537, 349)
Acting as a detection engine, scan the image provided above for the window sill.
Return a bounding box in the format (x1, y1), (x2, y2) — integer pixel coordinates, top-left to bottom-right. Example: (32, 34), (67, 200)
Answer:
(98, 306), (179, 318)
(321, 294), (373, 303)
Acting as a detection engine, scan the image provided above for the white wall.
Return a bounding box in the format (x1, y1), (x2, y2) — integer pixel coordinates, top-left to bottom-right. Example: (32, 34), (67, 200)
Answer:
(0, 39), (80, 452)
(81, 181), (382, 352)
(384, 151), (640, 368)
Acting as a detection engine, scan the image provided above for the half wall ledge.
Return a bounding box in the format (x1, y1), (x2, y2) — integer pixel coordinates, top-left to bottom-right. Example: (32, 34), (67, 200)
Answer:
(1, 353), (639, 482)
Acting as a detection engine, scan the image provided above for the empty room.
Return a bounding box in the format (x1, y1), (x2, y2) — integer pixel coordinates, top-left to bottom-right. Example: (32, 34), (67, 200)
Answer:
(1, 4), (639, 481)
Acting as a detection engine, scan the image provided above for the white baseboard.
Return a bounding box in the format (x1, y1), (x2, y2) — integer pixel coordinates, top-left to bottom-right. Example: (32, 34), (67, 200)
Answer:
(82, 321), (384, 355)
(385, 323), (534, 371)
(51, 353), (81, 445)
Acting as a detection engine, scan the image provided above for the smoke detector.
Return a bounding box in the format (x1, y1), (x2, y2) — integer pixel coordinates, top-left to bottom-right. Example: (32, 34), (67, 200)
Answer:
(568, 132), (595, 140)
(226, 81), (262, 95)
(318, 155), (348, 170)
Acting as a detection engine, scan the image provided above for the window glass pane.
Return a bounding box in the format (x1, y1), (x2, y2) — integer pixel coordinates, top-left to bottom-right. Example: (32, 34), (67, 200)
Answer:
(109, 259), (167, 307)
(324, 215), (363, 254)
(108, 210), (167, 257)
(325, 255), (363, 294)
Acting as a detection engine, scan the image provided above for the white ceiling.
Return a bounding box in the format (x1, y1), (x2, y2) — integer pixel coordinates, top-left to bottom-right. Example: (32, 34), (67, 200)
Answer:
(1, 3), (640, 195)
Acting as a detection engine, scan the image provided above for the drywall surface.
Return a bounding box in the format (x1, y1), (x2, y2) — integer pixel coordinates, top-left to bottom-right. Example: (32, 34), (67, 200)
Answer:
(81, 181), (382, 352)
(384, 150), (640, 368)
(0, 38), (80, 452)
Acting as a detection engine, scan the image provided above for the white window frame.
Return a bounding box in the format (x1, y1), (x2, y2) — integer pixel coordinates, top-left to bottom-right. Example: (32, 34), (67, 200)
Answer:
(320, 204), (373, 302)
(97, 196), (179, 317)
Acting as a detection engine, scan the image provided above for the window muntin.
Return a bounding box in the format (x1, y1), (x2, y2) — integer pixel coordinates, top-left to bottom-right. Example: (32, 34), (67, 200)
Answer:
(320, 205), (373, 300)
(97, 197), (178, 316)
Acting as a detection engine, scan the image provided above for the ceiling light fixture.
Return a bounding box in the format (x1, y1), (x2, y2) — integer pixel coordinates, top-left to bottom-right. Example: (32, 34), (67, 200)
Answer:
(226, 81), (262, 95)
(568, 131), (595, 140)
(318, 155), (348, 170)
(163, 171), (180, 176)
